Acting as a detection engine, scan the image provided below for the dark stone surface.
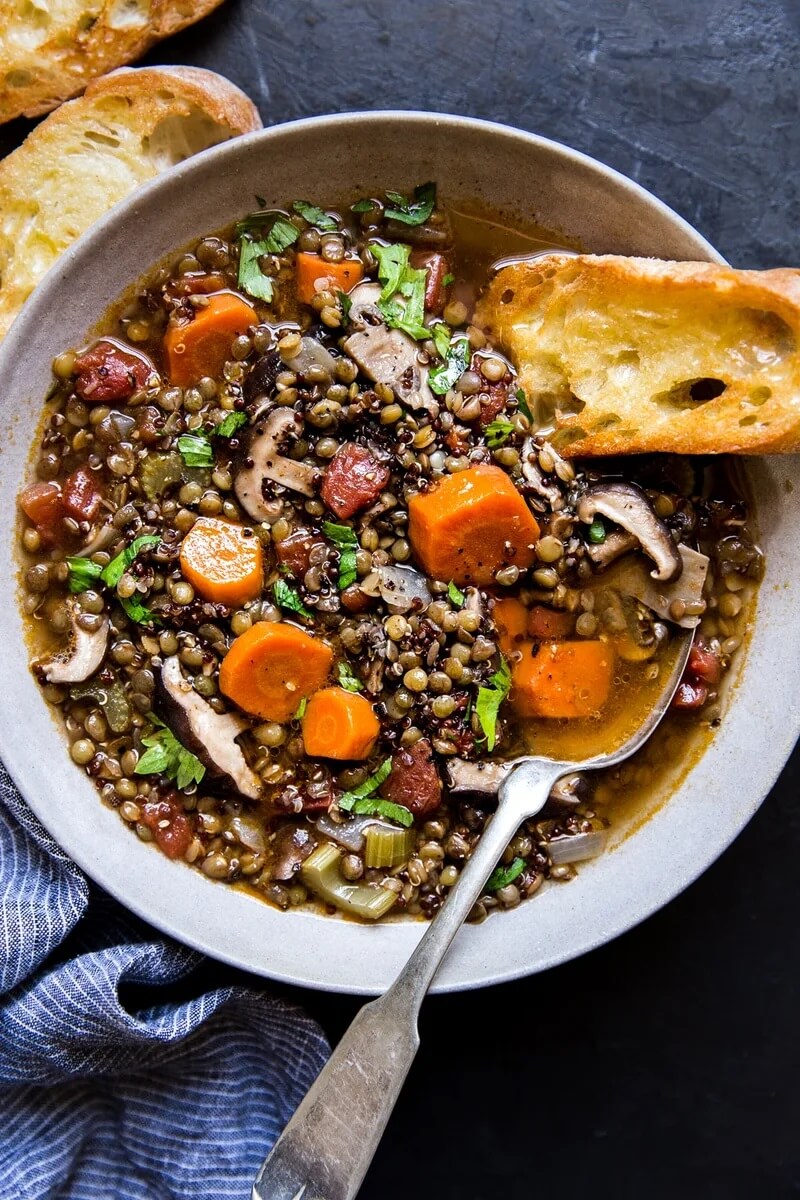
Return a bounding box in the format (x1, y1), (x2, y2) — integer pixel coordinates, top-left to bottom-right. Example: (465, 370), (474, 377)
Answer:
(5, 1), (800, 1194)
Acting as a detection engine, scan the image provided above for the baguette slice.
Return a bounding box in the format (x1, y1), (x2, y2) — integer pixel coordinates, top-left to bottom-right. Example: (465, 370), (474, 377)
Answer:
(0, 0), (225, 122)
(0, 65), (261, 340)
(477, 254), (800, 455)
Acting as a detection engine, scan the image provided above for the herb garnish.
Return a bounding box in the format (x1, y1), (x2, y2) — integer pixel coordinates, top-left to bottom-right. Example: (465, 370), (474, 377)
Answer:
(515, 386), (533, 422)
(214, 411), (248, 439)
(371, 242), (429, 340)
(177, 433), (214, 468)
(238, 236), (274, 302)
(485, 418), (515, 448)
(486, 857), (525, 892)
(475, 655), (512, 751)
(443, 272), (455, 287)
(322, 520), (359, 590)
(337, 289), (352, 321)
(337, 661), (364, 693)
(588, 518), (606, 544)
(135, 714), (206, 790)
(292, 200), (337, 231)
(431, 321), (451, 360)
(273, 578), (313, 618)
(295, 697), (308, 720)
(429, 335), (470, 395)
(67, 534), (160, 593)
(350, 198), (374, 213)
(447, 581), (466, 608)
(65, 557), (102, 593)
(338, 759), (412, 827)
(384, 181), (436, 226)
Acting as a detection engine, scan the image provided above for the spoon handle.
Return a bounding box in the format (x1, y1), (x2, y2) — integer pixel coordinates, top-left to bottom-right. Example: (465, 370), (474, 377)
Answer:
(252, 757), (566, 1200)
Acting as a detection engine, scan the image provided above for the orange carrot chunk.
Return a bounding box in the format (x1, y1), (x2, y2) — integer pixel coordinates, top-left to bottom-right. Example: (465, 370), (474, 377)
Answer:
(512, 640), (614, 719)
(164, 292), (258, 386)
(301, 687), (380, 760)
(295, 252), (364, 305)
(179, 517), (263, 607)
(220, 623), (333, 723)
(492, 597), (529, 657)
(408, 464), (540, 586)
(526, 605), (575, 640)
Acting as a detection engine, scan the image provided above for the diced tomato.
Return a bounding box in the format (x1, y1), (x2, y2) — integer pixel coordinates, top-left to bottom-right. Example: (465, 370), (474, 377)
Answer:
(381, 739), (442, 819)
(470, 353), (511, 426)
(672, 679), (709, 710)
(62, 466), (102, 523)
(74, 339), (154, 404)
(688, 641), (722, 685)
(527, 606), (575, 640)
(166, 273), (227, 299)
(321, 443), (390, 519)
(140, 795), (194, 860)
(19, 481), (65, 546)
(275, 529), (326, 578)
(410, 250), (450, 314)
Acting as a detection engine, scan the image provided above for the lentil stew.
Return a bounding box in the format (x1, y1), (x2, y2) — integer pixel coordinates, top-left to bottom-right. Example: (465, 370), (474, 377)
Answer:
(18, 185), (762, 923)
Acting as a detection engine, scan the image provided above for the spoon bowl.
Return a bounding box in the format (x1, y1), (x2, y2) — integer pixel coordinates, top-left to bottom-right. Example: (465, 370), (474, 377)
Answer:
(253, 632), (693, 1200)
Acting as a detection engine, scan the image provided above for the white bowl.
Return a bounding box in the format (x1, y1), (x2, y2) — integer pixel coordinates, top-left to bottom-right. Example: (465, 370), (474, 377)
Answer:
(1, 112), (797, 994)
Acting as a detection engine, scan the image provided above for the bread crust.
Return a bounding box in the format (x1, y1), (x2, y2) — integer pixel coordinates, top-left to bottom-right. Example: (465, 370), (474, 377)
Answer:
(0, 65), (261, 340)
(477, 254), (800, 455)
(0, 0), (226, 122)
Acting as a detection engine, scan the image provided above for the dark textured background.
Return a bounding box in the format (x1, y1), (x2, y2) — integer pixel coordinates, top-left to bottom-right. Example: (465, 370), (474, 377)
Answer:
(8, 1), (800, 1195)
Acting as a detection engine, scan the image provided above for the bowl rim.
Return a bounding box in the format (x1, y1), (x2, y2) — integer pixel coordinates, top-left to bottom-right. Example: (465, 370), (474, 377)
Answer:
(2, 110), (793, 995)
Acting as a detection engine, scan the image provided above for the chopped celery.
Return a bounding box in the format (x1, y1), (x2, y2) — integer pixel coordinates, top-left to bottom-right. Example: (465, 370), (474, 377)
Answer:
(301, 842), (398, 921)
(364, 825), (414, 869)
(139, 452), (182, 501)
(69, 678), (131, 732)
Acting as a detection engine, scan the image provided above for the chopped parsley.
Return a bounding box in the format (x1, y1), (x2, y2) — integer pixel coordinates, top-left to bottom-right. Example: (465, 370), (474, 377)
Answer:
(273, 578), (313, 619)
(67, 534), (160, 594)
(177, 433), (214, 468)
(588, 518), (606, 544)
(119, 595), (161, 627)
(338, 758), (393, 808)
(485, 418), (515, 448)
(337, 661), (363, 693)
(292, 200), (337, 231)
(429, 335), (470, 395)
(383, 181), (436, 226)
(447, 581), (466, 608)
(486, 857), (525, 892)
(338, 759), (412, 827)
(322, 520), (359, 590)
(371, 242), (429, 340)
(431, 321), (451, 360)
(65, 556), (102, 593)
(350, 198), (374, 213)
(475, 655), (512, 751)
(238, 236), (274, 302)
(214, 411), (248, 439)
(295, 697), (308, 720)
(134, 715), (206, 791)
(443, 272), (455, 287)
(515, 386), (533, 422)
(337, 289), (352, 321)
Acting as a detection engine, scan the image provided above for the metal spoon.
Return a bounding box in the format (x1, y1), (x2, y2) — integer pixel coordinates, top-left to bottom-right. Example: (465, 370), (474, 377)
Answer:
(252, 633), (692, 1200)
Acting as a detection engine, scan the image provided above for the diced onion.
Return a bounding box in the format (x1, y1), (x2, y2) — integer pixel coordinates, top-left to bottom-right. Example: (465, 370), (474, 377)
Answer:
(375, 564), (431, 612)
(229, 815), (267, 853)
(285, 336), (338, 378)
(545, 831), (607, 864)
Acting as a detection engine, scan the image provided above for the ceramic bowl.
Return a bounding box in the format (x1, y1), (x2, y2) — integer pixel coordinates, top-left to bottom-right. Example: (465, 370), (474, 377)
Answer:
(1, 112), (797, 994)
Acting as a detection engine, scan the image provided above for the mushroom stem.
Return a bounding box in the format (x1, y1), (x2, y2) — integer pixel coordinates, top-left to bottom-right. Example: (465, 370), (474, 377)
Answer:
(578, 482), (683, 583)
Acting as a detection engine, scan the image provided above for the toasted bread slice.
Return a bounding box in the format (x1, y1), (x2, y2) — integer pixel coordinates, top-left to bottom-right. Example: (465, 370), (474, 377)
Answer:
(0, 0), (226, 122)
(477, 254), (800, 455)
(0, 65), (261, 340)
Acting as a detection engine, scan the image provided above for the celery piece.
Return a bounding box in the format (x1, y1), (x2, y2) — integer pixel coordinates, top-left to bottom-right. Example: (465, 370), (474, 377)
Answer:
(301, 842), (398, 920)
(364, 825), (414, 870)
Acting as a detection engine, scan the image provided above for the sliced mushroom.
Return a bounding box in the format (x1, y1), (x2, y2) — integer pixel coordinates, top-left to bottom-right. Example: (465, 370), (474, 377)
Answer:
(242, 349), (281, 406)
(578, 482), (682, 583)
(604, 546), (709, 630)
(283, 336), (338, 381)
(586, 528), (639, 569)
(159, 656), (262, 800)
(343, 282), (438, 415)
(234, 407), (317, 521)
(270, 824), (318, 880)
(446, 758), (589, 808)
(521, 438), (563, 507)
(37, 600), (109, 684)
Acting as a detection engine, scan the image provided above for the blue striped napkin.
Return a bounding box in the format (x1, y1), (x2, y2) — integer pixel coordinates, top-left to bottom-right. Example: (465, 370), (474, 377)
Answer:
(0, 765), (329, 1199)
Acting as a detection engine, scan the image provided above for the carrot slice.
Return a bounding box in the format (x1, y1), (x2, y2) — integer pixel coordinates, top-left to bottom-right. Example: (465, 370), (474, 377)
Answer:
(164, 292), (257, 386)
(301, 687), (380, 760)
(492, 597), (529, 657)
(295, 253), (364, 305)
(220, 623), (333, 722)
(512, 640), (615, 719)
(179, 517), (263, 607)
(408, 464), (540, 586)
(526, 605), (575, 640)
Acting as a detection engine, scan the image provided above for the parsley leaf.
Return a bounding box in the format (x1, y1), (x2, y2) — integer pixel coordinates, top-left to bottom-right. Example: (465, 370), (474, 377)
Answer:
(238, 236), (274, 302)
(119, 594), (161, 627)
(102, 535), (161, 588)
(214, 411), (249, 439)
(65, 556), (103, 593)
(350, 198), (374, 213)
(371, 242), (429, 340)
(337, 289), (352, 321)
(432, 321), (451, 360)
(485, 418), (515, 448)
(429, 335), (470, 395)
(177, 433), (214, 468)
(349, 796), (414, 827)
(322, 520), (359, 590)
(372, 242), (411, 303)
(515, 386), (533, 422)
(264, 217), (300, 254)
(135, 715), (205, 791)
(486, 857), (525, 892)
(337, 661), (364, 693)
(443, 272), (455, 287)
(295, 697), (308, 720)
(475, 655), (512, 751)
(447, 581), (466, 608)
(384, 181), (436, 226)
(292, 200), (337, 231)
(274, 578), (312, 618)
(338, 758), (393, 809)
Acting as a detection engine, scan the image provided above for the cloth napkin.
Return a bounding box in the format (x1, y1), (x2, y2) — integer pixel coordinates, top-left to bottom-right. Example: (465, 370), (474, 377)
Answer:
(0, 763), (330, 1200)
